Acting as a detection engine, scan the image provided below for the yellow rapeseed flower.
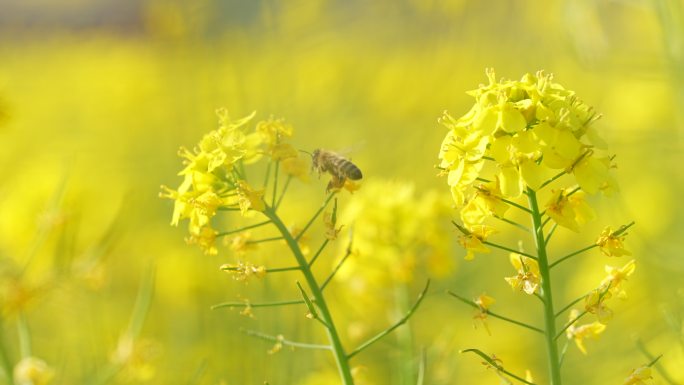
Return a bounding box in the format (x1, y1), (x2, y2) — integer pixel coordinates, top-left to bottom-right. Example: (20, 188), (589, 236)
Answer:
(504, 253), (540, 295)
(473, 293), (495, 335)
(545, 189), (594, 232)
(565, 309), (606, 354)
(236, 180), (265, 215)
(596, 226), (632, 257)
(14, 356), (55, 385)
(459, 225), (497, 261)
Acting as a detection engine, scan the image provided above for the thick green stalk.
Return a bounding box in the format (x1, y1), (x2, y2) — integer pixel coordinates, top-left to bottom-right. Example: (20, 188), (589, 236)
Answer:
(263, 206), (355, 385)
(527, 188), (562, 385)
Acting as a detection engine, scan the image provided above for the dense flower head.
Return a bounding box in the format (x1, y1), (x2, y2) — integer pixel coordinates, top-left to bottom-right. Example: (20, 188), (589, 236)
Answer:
(334, 180), (454, 290)
(438, 69), (617, 232)
(160, 110), (310, 255)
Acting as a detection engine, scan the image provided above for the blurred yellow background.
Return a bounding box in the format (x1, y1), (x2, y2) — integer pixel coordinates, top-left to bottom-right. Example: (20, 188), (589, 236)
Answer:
(1, 0), (683, 384)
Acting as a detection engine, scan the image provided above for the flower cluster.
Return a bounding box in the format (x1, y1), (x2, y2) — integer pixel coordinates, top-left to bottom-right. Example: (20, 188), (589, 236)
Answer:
(160, 110), (308, 255)
(438, 69), (618, 257)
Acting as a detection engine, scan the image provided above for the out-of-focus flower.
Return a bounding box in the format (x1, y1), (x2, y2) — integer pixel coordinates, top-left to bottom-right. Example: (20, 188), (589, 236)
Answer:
(228, 232), (257, 256)
(601, 259), (636, 299)
(334, 181), (454, 292)
(282, 156), (310, 181)
(221, 261), (266, 282)
(185, 226), (218, 255)
(545, 189), (594, 232)
(584, 287), (613, 322)
(565, 309), (606, 354)
(623, 365), (653, 385)
(596, 226), (631, 257)
(13, 356), (55, 385)
(111, 336), (161, 382)
(473, 293), (495, 335)
(504, 253), (540, 295)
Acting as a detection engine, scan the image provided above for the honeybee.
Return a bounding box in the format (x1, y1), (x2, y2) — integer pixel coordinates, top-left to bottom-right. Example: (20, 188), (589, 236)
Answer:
(311, 149), (363, 192)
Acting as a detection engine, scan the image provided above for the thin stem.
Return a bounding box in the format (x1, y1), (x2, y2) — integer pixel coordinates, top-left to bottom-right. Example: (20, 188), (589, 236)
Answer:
(556, 310), (587, 340)
(321, 241), (353, 291)
(276, 176), (292, 210)
(460, 349), (536, 385)
(555, 296), (585, 319)
(263, 205), (354, 384)
(211, 299), (304, 310)
(220, 265), (300, 273)
(549, 245), (598, 269)
(500, 198), (533, 214)
(242, 329), (332, 351)
(527, 188), (562, 385)
(216, 220), (271, 237)
(247, 236), (284, 244)
(308, 239), (330, 267)
(263, 161), (272, 190)
(558, 341), (569, 367)
(296, 193), (336, 242)
(0, 322), (12, 383)
(636, 339), (678, 385)
(494, 215), (531, 233)
(347, 281), (430, 359)
(482, 241), (538, 260)
(546, 223), (558, 244)
(272, 161), (280, 207)
(539, 171), (566, 190)
(447, 291), (544, 334)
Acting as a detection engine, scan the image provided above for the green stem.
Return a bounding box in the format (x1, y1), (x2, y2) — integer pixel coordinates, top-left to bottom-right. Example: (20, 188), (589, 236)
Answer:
(447, 292), (544, 334)
(461, 349), (536, 385)
(348, 281), (430, 359)
(549, 245), (597, 269)
(296, 193), (336, 242)
(211, 299), (304, 310)
(527, 188), (562, 385)
(482, 241), (537, 260)
(263, 205), (354, 385)
(242, 329), (332, 351)
(216, 220), (271, 237)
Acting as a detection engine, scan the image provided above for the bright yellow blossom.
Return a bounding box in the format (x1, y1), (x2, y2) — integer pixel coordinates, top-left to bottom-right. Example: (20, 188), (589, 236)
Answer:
(459, 225), (497, 261)
(282, 156), (310, 181)
(545, 189), (594, 232)
(221, 261), (267, 282)
(565, 309), (606, 354)
(504, 253), (540, 295)
(236, 180), (265, 215)
(596, 226), (631, 257)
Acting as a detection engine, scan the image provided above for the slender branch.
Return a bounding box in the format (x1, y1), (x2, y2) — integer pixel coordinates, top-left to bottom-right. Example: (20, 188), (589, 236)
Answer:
(545, 223), (558, 244)
(276, 176), (293, 210)
(241, 329), (332, 351)
(295, 193), (337, 242)
(555, 310), (588, 340)
(482, 241), (538, 260)
(541, 216), (551, 228)
(348, 281), (430, 359)
(500, 198), (533, 214)
(220, 265), (300, 273)
(263, 161), (272, 190)
(216, 220), (271, 237)
(549, 245), (598, 269)
(539, 171), (566, 190)
(460, 349), (536, 385)
(321, 246), (353, 291)
(272, 161), (280, 207)
(447, 292), (544, 334)
(247, 236), (284, 244)
(554, 296), (585, 319)
(308, 239), (330, 267)
(297, 281), (330, 329)
(636, 340), (677, 385)
(494, 215), (531, 233)
(211, 299), (304, 310)
(558, 341), (569, 367)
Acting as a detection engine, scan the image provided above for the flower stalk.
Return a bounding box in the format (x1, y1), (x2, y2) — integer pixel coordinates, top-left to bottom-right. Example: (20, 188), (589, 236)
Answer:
(527, 188), (562, 385)
(262, 204), (355, 385)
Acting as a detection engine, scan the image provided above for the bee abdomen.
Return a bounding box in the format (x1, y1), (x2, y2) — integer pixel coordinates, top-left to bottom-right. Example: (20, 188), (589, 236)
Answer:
(340, 161), (363, 180)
